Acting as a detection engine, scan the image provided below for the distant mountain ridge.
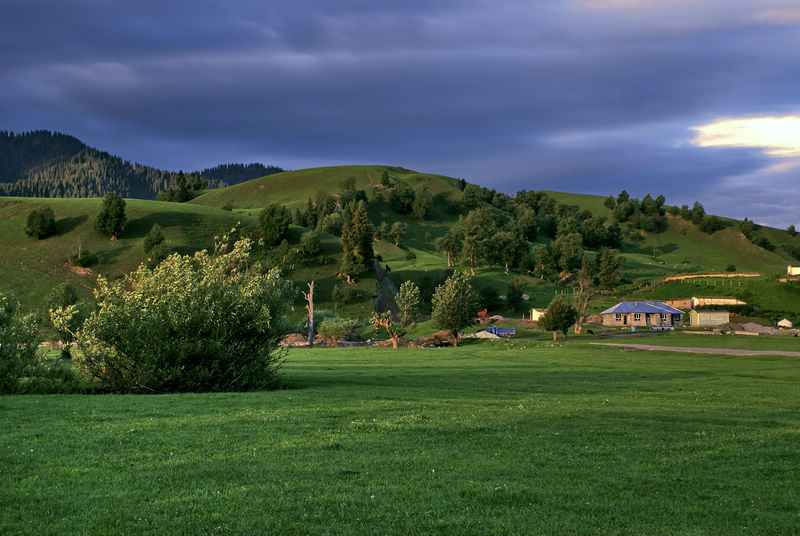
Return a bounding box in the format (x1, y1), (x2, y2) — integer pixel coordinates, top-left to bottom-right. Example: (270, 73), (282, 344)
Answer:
(0, 130), (283, 199)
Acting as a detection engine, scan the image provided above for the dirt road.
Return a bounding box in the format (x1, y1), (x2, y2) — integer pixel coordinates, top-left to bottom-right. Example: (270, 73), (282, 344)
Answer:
(591, 342), (800, 357)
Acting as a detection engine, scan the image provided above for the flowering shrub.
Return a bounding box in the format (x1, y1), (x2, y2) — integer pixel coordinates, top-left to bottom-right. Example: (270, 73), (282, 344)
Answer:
(53, 231), (294, 393)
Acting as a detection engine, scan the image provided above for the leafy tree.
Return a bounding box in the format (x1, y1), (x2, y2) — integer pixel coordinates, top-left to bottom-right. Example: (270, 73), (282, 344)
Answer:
(604, 196), (616, 210)
(317, 317), (354, 348)
(0, 292), (39, 393)
(596, 248), (625, 288)
(787, 224), (797, 237)
(412, 185), (433, 221)
(389, 183), (415, 213)
(371, 311), (402, 348)
(320, 212), (343, 235)
(339, 176), (366, 206)
(143, 223), (165, 254)
(94, 192), (126, 238)
(330, 283), (342, 310)
(341, 200), (374, 266)
(539, 296), (578, 340)
(506, 279), (525, 313)
(300, 231), (321, 257)
(25, 207), (56, 239)
(690, 201), (705, 224)
(725, 263), (737, 272)
(531, 245), (557, 281)
(390, 222), (407, 246)
(513, 205), (537, 241)
(395, 280), (421, 332)
(52, 231), (293, 393)
(699, 215), (723, 234)
(380, 170), (391, 187)
(552, 232), (583, 272)
(573, 253), (594, 335)
(258, 203), (291, 246)
(431, 272), (479, 347)
(376, 221), (389, 241)
(462, 184), (483, 210)
(44, 283), (83, 359)
(339, 250), (360, 284)
(145, 243), (171, 269)
(436, 227), (464, 267)
(738, 217), (756, 237)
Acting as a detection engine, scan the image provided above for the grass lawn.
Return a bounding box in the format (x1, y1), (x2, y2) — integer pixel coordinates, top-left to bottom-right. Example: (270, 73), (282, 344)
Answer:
(2, 342), (799, 534)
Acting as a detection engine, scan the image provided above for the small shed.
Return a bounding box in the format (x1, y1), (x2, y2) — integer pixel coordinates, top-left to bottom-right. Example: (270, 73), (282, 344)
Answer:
(788, 265), (800, 276)
(778, 318), (793, 328)
(529, 308), (546, 321)
(689, 310), (730, 327)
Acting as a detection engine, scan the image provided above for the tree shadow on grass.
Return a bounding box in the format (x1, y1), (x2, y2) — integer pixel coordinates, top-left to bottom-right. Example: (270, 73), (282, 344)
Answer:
(55, 214), (88, 236)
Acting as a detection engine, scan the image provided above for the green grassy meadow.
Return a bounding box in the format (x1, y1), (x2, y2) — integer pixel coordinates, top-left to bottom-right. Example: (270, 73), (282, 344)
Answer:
(3, 342), (799, 535)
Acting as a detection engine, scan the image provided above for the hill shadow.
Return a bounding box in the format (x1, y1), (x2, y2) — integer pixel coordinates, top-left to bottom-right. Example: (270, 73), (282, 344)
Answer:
(125, 211), (205, 238)
(55, 215), (88, 236)
(624, 242), (679, 256)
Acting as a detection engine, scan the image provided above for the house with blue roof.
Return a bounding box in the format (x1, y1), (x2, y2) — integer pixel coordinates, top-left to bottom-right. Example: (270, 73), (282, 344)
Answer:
(599, 301), (684, 328)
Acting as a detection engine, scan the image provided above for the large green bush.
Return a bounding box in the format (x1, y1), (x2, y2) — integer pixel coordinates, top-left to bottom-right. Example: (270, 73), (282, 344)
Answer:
(53, 232), (294, 393)
(25, 207), (56, 239)
(0, 293), (39, 393)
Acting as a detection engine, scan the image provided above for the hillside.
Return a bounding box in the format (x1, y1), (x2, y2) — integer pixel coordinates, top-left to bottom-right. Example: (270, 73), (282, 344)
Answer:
(2, 164), (799, 324)
(0, 130), (282, 199)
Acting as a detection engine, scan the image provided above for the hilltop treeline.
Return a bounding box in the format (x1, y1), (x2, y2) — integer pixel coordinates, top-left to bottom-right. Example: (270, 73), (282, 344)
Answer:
(198, 163), (284, 184)
(0, 130), (283, 199)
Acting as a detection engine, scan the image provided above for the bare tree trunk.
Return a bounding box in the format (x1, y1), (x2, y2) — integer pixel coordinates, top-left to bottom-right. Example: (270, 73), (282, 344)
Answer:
(303, 281), (315, 347)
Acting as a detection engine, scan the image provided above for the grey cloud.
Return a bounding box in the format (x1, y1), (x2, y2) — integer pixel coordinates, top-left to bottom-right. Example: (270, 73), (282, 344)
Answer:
(1, 1), (799, 227)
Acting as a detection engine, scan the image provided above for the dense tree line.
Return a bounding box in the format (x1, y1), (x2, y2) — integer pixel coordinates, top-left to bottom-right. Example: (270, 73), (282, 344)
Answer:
(0, 130), (231, 199)
(0, 130), (85, 181)
(197, 163), (284, 185)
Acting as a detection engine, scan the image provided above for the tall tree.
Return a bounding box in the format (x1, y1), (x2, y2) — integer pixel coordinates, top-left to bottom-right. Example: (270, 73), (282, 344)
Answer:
(431, 272), (479, 347)
(436, 228), (464, 267)
(258, 203), (291, 246)
(596, 248), (625, 289)
(574, 253), (594, 335)
(94, 192), (126, 238)
(412, 185), (433, 221)
(539, 296), (578, 340)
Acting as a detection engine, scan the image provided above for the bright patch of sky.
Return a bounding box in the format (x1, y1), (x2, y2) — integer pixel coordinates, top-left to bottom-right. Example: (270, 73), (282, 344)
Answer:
(692, 115), (800, 157)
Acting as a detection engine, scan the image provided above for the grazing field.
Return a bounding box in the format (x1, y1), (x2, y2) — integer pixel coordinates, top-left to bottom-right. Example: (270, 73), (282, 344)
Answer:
(2, 342), (799, 534)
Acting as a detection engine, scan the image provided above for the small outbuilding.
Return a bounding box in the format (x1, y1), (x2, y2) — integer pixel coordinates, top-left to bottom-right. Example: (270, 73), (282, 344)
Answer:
(788, 265), (800, 276)
(600, 301), (684, 327)
(529, 308), (546, 322)
(778, 318), (793, 328)
(689, 309), (730, 327)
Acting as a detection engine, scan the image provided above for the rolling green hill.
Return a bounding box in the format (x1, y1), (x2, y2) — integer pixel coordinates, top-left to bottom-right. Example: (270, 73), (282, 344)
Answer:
(2, 165), (799, 324)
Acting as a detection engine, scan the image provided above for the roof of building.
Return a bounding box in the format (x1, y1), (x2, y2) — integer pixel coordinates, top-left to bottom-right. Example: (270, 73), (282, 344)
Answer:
(600, 301), (684, 315)
(693, 310), (729, 314)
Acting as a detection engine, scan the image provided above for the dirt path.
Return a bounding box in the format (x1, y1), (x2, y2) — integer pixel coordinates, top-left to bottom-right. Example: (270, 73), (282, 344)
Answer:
(591, 342), (800, 357)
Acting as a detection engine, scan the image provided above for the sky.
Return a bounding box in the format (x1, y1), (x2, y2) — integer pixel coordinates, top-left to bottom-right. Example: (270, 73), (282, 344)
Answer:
(2, 0), (799, 228)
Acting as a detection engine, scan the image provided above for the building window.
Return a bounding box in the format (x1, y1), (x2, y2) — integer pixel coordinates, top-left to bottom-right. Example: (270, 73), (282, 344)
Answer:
(615, 313), (622, 321)
(660, 313), (669, 322)
(633, 313), (642, 321)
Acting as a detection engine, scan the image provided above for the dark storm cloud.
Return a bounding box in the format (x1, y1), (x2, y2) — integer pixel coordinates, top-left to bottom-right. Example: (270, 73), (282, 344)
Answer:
(2, 0), (799, 226)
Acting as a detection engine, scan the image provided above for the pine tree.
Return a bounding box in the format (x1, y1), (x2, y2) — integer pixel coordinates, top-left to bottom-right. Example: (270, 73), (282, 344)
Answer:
(94, 192), (126, 238)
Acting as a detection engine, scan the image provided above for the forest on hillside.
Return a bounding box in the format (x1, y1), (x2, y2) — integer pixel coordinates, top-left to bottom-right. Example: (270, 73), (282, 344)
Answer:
(0, 130), (283, 199)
